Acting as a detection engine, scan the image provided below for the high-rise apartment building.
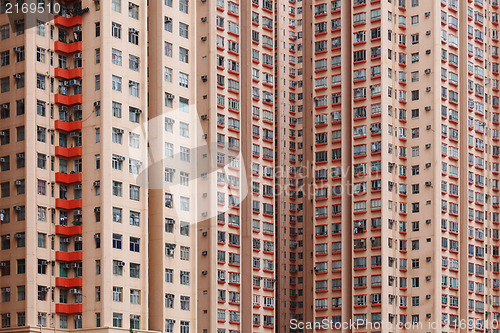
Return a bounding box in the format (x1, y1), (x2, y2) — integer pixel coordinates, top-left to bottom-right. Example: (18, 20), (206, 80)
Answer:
(2, 0), (500, 332)
(275, 0), (500, 332)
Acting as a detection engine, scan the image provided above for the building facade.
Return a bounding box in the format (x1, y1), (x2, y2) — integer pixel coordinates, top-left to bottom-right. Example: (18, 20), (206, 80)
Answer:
(1, 0), (500, 332)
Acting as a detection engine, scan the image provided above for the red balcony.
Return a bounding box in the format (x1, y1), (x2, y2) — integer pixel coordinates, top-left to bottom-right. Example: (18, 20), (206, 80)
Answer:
(55, 94), (82, 105)
(55, 225), (82, 236)
(55, 172), (82, 184)
(55, 303), (82, 314)
(54, 41), (82, 54)
(56, 251), (83, 262)
(54, 120), (82, 132)
(54, 15), (82, 28)
(54, 68), (82, 80)
(55, 146), (82, 158)
(55, 277), (82, 288)
(55, 198), (82, 210)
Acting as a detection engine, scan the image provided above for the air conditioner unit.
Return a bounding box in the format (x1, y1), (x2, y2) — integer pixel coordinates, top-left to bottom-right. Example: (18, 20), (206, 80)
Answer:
(14, 206), (22, 211)
(4, 235), (9, 240)
(94, 207), (100, 213)
(201, 36), (207, 41)
(74, 210), (82, 215)
(425, 276), (431, 281)
(166, 93), (174, 99)
(426, 125), (431, 130)
(62, 263), (71, 269)
(60, 105), (68, 112)
(425, 163), (431, 168)
(201, 115), (208, 120)
(73, 52), (82, 59)
(74, 184), (82, 190)
(74, 236), (82, 242)
(426, 257), (431, 262)
(41, 260), (49, 266)
(425, 106), (431, 111)
(202, 193), (207, 198)
(74, 315), (82, 320)
(121, 156), (126, 161)
(426, 314), (431, 318)
(13, 47), (22, 52)
(201, 17), (207, 22)
(201, 212), (208, 217)
(425, 12), (431, 17)
(202, 271), (208, 275)
(14, 180), (22, 186)
(73, 26), (82, 32)
(425, 87), (431, 92)
(70, 132), (80, 137)
(425, 144), (431, 148)
(201, 173), (207, 178)
(202, 251), (208, 256)
(62, 237), (70, 243)
(42, 287), (50, 292)
(165, 17), (172, 23)
(74, 105), (82, 111)
(426, 219), (431, 224)
(94, 101), (100, 107)
(425, 69), (431, 74)
(0, 158), (6, 163)
(70, 263), (78, 268)
(14, 233), (22, 238)
(202, 232), (207, 236)
(70, 288), (81, 294)
(425, 181), (432, 186)
(0, 131), (6, 136)
(93, 181), (100, 187)
(201, 75), (208, 81)
(0, 262), (5, 267)
(425, 49), (431, 54)
(117, 261), (125, 267)
(16, 153), (24, 158)
(13, 74), (22, 79)
(94, 234), (100, 239)
(426, 295), (431, 299)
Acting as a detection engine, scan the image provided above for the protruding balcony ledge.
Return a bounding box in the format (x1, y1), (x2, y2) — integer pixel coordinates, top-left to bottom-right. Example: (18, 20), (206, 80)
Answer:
(55, 172), (82, 184)
(55, 94), (82, 105)
(55, 303), (82, 314)
(55, 251), (83, 262)
(55, 146), (82, 158)
(55, 225), (82, 236)
(54, 68), (82, 80)
(54, 15), (82, 28)
(55, 198), (82, 210)
(55, 277), (82, 288)
(54, 41), (82, 54)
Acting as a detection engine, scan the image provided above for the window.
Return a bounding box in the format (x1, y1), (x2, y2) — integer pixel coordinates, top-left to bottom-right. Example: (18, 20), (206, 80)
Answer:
(130, 185), (140, 201)
(165, 42), (173, 57)
(112, 234), (122, 249)
(179, 47), (189, 63)
(179, 23), (189, 38)
(130, 237), (140, 252)
(113, 313), (122, 328)
(129, 55), (140, 71)
(112, 75), (122, 91)
(179, 72), (189, 88)
(179, 0), (189, 13)
(129, 2), (139, 19)
(130, 263), (140, 278)
(112, 0), (121, 12)
(130, 289), (140, 304)
(128, 28), (139, 45)
(112, 22), (122, 39)
(112, 49), (122, 66)
(129, 81), (140, 97)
